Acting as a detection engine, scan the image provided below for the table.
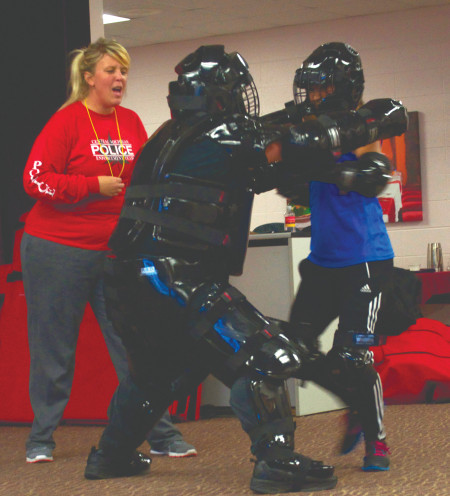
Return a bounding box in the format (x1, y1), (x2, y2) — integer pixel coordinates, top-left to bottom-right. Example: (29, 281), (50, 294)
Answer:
(414, 271), (450, 304)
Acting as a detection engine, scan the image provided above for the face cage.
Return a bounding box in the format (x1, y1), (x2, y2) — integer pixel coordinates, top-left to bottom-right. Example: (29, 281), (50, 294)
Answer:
(293, 68), (335, 106)
(226, 52), (260, 117)
(238, 79), (260, 117)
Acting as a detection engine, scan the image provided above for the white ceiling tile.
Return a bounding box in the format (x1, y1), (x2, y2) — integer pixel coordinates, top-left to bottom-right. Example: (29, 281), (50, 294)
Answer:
(103, 0), (450, 48)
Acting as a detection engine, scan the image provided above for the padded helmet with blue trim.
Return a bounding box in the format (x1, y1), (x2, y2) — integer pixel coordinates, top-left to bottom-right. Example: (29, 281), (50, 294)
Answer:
(167, 44), (259, 118)
(293, 42), (364, 114)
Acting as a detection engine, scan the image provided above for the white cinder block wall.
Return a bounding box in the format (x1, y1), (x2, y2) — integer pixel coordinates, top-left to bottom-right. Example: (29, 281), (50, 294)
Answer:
(122, 5), (450, 270)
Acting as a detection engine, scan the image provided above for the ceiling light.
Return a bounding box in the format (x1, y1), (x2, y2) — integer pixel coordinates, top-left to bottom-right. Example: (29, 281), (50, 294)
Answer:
(103, 13), (130, 24)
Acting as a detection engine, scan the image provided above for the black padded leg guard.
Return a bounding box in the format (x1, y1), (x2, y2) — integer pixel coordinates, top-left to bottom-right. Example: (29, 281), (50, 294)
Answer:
(229, 377), (295, 453)
(229, 376), (337, 493)
(98, 374), (170, 460)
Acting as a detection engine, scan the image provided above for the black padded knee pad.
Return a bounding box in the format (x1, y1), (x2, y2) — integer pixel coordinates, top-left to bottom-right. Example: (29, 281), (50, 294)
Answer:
(326, 346), (378, 391)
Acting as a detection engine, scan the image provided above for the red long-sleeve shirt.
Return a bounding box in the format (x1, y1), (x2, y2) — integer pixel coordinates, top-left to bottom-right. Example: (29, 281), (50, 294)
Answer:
(23, 101), (148, 250)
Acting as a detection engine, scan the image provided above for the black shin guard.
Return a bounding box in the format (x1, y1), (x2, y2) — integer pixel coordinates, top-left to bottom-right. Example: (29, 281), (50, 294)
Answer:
(99, 374), (170, 459)
(229, 377), (336, 494)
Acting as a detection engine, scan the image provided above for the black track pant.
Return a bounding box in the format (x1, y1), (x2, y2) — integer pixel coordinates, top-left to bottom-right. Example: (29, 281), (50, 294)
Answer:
(289, 258), (394, 441)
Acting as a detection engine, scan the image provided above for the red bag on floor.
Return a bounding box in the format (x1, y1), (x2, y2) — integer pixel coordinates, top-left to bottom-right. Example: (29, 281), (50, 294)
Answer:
(371, 318), (450, 404)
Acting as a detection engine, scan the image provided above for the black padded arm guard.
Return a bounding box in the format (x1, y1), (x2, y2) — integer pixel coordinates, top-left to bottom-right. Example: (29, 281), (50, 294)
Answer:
(334, 98), (408, 152)
(357, 98), (408, 143)
(274, 99), (404, 200)
(251, 99), (405, 198)
(285, 98), (408, 155)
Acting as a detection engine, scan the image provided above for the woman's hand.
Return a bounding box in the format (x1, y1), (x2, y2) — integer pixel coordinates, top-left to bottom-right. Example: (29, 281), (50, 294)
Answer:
(98, 176), (125, 197)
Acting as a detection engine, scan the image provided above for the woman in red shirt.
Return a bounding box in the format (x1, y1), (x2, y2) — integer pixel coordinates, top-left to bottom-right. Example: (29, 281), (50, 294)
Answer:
(22, 37), (196, 464)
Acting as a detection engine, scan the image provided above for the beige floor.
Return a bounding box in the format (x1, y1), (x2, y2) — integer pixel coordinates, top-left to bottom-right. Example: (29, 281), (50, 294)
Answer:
(1, 403), (449, 496)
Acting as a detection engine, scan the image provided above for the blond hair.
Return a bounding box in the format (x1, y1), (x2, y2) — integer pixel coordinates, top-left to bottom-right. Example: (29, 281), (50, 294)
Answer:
(60, 37), (130, 109)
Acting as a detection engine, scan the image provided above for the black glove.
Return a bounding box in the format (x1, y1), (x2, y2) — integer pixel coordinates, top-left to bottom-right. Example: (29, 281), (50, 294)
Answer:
(313, 98), (408, 154)
(335, 151), (392, 197)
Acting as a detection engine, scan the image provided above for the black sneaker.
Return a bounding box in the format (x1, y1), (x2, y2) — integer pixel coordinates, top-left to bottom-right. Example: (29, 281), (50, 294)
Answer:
(362, 440), (390, 471)
(250, 454), (337, 494)
(340, 410), (363, 455)
(84, 446), (151, 480)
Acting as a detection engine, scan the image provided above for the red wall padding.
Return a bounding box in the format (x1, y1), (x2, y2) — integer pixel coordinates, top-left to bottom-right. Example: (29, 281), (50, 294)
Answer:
(0, 274), (118, 423)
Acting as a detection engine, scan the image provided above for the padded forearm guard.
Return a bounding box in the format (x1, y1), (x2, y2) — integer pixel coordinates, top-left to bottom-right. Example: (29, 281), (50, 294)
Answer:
(276, 99), (404, 198)
(260, 100), (313, 126)
(286, 98), (408, 155)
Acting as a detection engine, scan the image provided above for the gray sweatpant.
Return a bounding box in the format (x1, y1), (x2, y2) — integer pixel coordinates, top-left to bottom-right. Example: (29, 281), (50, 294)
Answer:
(21, 233), (182, 451)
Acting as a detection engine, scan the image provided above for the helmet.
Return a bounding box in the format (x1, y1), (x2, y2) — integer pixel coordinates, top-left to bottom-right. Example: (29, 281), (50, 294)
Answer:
(293, 42), (364, 114)
(167, 44), (259, 118)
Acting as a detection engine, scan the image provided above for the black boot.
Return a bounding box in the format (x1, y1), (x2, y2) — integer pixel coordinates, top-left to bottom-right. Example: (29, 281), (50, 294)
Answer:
(251, 455), (337, 493)
(84, 446), (151, 480)
(250, 442), (337, 494)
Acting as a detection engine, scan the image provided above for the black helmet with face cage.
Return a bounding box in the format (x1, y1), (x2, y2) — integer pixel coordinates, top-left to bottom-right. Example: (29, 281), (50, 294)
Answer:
(293, 42), (364, 114)
(168, 45), (259, 118)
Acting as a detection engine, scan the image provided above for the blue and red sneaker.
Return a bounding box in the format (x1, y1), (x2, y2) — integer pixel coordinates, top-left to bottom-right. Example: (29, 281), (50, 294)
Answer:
(362, 440), (390, 471)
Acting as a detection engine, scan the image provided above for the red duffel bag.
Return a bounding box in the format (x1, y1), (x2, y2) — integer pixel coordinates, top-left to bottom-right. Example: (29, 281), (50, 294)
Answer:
(371, 317), (450, 404)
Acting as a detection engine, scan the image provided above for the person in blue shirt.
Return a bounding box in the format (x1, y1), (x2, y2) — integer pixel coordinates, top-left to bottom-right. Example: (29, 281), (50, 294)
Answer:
(285, 42), (394, 472)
